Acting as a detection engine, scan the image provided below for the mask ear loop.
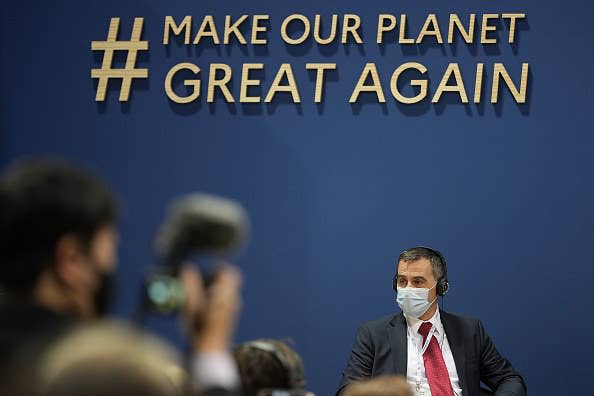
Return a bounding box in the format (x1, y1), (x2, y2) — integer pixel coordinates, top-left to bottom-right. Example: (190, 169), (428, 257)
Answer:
(425, 282), (439, 313)
(428, 282), (438, 309)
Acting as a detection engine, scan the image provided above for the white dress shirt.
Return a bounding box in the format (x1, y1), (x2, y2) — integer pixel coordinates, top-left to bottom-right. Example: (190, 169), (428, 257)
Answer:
(405, 308), (463, 396)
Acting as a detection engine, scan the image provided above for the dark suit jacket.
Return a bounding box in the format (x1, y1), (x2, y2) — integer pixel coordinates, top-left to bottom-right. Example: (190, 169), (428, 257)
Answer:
(338, 311), (526, 396)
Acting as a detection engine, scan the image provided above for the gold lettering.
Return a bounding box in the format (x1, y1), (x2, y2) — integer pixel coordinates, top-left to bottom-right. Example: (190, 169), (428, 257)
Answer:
(349, 63), (385, 103)
(163, 16), (192, 45)
(342, 14), (363, 44)
(399, 15), (414, 44)
(280, 14), (311, 45)
(314, 14), (338, 45)
(252, 15), (269, 44)
(207, 64), (234, 103)
(416, 14), (444, 44)
(306, 63), (337, 103)
(240, 63), (264, 103)
(165, 63), (201, 104)
(264, 64), (301, 103)
(224, 15), (248, 45)
(502, 13), (525, 44)
(390, 62), (428, 104)
(474, 63), (484, 103)
(448, 14), (475, 44)
(432, 63), (468, 103)
(481, 14), (498, 44)
(377, 14), (397, 44)
(193, 15), (220, 45)
(491, 63), (529, 104)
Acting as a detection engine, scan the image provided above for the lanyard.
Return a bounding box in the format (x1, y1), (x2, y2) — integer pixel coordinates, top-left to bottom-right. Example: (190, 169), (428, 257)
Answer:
(409, 323), (444, 395)
(419, 326), (437, 355)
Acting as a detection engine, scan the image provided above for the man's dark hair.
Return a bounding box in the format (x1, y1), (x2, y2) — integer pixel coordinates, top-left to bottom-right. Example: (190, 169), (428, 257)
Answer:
(398, 247), (446, 281)
(0, 159), (118, 293)
(233, 339), (305, 396)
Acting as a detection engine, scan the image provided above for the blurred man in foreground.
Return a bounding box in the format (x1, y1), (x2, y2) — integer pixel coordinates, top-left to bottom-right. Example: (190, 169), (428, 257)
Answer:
(0, 159), (119, 360)
(0, 158), (243, 395)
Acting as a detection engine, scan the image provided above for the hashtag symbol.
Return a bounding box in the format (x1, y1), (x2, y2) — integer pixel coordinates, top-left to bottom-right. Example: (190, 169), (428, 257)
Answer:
(91, 17), (149, 102)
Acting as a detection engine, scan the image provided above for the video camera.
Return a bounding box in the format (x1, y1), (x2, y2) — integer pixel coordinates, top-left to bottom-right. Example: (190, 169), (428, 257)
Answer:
(141, 193), (249, 315)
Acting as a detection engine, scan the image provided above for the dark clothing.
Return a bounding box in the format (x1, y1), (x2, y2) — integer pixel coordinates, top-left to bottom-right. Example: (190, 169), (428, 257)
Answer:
(0, 298), (74, 358)
(0, 298), (76, 396)
(338, 311), (526, 396)
(0, 299), (243, 396)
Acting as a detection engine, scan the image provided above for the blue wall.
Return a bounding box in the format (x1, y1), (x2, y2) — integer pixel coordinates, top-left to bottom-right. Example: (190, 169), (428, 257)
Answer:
(2, 1), (593, 395)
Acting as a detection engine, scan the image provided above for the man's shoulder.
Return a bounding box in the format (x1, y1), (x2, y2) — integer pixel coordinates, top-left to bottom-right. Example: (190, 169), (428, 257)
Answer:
(440, 310), (481, 324)
(364, 313), (399, 325)
(356, 310), (484, 335)
(358, 313), (401, 333)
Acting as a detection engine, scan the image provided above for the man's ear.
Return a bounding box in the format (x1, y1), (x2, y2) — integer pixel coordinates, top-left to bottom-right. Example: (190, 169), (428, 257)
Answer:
(53, 234), (87, 289)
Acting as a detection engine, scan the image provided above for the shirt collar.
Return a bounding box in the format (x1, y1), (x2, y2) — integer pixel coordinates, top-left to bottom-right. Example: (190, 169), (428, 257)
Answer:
(405, 306), (443, 336)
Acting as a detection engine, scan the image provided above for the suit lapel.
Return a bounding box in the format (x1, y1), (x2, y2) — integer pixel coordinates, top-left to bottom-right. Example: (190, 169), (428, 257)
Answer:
(440, 310), (468, 395)
(387, 313), (408, 375)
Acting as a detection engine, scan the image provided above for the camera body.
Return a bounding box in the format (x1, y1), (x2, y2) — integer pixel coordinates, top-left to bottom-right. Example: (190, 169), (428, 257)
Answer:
(142, 193), (248, 314)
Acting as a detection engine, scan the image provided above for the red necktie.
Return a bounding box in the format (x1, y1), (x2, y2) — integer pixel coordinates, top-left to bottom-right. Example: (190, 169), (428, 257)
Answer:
(418, 322), (454, 396)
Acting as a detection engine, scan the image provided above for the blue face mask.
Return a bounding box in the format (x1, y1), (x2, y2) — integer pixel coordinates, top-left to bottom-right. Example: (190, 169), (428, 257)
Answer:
(396, 283), (437, 319)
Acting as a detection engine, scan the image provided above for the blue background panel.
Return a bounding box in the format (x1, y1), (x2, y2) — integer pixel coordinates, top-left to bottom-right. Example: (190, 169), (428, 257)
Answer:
(1, 1), (593, 395)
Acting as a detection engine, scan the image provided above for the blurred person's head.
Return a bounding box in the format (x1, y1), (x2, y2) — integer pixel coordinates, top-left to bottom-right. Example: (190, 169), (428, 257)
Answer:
(36, 321), (187, 396)
(342, 376), (413, 396)
(0, 158), (118, 318)
(234, 339), (308, 396)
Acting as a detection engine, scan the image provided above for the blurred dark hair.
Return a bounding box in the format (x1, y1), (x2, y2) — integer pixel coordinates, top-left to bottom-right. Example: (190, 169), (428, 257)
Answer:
(234, 339), (305, 396)
(0, 158), (118, 293)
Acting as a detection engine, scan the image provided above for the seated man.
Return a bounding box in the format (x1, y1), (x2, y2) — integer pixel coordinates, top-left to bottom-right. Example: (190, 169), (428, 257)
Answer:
(337, 246), (526, 396)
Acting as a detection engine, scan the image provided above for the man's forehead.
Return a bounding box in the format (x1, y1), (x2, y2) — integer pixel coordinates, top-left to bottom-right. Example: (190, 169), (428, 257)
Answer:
(397, 258), (432, 274)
